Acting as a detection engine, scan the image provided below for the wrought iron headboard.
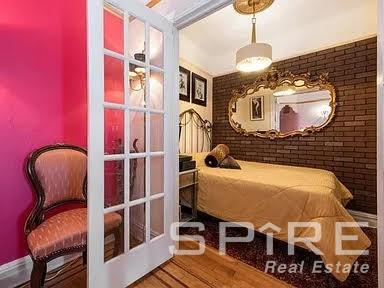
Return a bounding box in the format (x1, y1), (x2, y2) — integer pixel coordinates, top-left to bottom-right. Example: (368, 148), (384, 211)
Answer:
(179, 109), (212, 154)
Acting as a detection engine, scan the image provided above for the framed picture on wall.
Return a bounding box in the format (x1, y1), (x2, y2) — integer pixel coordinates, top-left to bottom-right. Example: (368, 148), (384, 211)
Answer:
(191, 72), (207, 107)
(179, 66), (190, 102)
(250, 96), (264, 121)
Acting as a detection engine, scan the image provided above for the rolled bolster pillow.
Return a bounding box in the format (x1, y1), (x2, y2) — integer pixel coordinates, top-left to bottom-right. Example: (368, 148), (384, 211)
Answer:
(204, 144), (230, 167)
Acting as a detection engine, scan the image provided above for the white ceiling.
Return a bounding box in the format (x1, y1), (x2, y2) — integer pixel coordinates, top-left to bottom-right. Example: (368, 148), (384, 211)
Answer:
(180, 0), (378, 76)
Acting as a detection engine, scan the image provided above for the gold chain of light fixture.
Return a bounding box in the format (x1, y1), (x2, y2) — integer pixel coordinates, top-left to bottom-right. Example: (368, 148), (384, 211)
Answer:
(251, 1), (256, 43)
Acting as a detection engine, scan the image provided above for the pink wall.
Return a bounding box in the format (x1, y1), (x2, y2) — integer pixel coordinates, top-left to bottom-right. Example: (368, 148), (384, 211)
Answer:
(0, 0), (87, 265)
(62, 1), (87, 147)
(0, 1), (163, 265)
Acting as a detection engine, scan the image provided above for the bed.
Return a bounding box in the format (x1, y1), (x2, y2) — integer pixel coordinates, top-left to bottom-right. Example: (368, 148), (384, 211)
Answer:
(179, 110), (371, 282)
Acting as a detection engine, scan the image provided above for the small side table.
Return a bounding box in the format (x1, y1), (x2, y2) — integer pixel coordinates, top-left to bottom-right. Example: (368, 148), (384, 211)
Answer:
(179, 168), (199, 225)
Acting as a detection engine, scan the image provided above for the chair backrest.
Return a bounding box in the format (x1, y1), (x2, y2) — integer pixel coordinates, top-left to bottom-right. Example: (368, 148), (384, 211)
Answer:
(27, 144), (87, 210)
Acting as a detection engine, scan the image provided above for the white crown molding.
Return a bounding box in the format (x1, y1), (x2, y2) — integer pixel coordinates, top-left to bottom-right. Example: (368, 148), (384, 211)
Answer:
(174, 0), (233, 30)
(348, 210), (378, 228)
(377, 1), (384, 287)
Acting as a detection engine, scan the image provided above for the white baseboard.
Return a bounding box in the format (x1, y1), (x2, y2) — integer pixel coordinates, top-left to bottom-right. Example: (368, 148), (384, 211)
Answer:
(348, 209), (378, 228)
(0, 236), (115, 288)
(0, 253), (80, 288)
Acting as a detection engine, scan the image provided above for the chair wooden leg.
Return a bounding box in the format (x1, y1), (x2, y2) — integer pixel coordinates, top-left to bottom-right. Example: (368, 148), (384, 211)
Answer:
(31, 260), (46, 288)
(113, 228), (121, 257)
(82, 250), (87, 265)
(41, 262), (47, 287)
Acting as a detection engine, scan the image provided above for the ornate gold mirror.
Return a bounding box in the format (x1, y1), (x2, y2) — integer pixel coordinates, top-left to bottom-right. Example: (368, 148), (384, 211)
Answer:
(228, 70), (336, 139)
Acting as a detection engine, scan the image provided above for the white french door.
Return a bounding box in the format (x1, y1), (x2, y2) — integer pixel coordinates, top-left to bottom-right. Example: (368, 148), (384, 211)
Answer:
(87, 0), (177, 287)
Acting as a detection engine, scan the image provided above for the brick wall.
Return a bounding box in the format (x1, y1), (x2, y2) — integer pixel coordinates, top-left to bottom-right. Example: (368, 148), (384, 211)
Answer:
(212, 37), (377, 214)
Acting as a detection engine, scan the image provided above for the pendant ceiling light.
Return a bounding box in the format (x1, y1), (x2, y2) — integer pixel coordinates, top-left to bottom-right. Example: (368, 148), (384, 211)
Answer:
(234, 0), (274, 72)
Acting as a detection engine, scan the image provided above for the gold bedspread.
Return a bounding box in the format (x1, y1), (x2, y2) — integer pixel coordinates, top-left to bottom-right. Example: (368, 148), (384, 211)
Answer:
(191, 153), (371, 282)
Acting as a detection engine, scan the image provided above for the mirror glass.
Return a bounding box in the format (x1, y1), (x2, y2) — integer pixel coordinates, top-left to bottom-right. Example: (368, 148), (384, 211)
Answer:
(229, 71), (335, 138)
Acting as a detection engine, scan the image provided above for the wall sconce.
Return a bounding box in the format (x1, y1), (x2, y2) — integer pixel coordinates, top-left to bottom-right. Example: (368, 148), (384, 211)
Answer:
(129, 51), (146, 92)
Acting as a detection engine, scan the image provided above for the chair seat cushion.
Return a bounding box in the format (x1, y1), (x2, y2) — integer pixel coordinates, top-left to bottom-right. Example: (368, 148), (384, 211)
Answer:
(27, 208), (122, 259)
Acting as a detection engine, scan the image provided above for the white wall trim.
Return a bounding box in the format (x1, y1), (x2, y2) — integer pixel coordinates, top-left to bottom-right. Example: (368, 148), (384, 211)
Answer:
(174, 0), (233, 30)
(173, 26), (181, 253)
(348, 209), (378, 228)
(377, 0), (384, 287)
(0, 254), (80, 288)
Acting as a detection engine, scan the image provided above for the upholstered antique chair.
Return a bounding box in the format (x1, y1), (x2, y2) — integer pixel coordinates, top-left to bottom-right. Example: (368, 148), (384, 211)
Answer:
(24, 144), (122, 288)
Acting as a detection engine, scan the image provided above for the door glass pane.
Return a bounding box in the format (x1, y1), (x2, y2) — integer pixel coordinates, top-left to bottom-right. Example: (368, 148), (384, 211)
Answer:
(150, 113), (164, 152)
(151, 156), (163, 195)
(128, 18), (145, 63)
(104, 160), (124, 208)
(104, 209), (124, 262)
(104, 6), (124, 54)
(130, 204), (145, 249)
(130, 157), (145, 201)
(150, 198), (164, 239)
(104, 109), (124, 155)
(104, 56), (124, 104)
(129, 63), (146, 107)
(130, 111), (146, 153)
(150, 70), (163, 110)
(150, 26), (163, 68)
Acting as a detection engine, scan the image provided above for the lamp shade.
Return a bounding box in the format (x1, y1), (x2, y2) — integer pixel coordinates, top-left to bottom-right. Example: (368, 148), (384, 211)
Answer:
(236, 43), (272, 72)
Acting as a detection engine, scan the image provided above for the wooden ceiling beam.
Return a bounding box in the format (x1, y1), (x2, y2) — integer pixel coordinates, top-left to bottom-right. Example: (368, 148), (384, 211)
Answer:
(129, 0), (162, 22)
(146, 0), (162, 9)
(105, 0), (162, 21)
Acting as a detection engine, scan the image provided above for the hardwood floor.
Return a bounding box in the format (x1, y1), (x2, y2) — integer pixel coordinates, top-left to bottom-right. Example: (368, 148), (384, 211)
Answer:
(131, 242), (291, 288)
(17, 242), (291, 288)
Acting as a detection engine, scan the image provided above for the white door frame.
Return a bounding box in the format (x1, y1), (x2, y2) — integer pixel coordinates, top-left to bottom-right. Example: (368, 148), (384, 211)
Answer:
(87, 0), (177, 287)
(172, 0), (233, 247)
(87, 0), (383, 285)
(173, 0), (234, 30)
(172, 27), (180, 228)
(377, 0), (383, 287)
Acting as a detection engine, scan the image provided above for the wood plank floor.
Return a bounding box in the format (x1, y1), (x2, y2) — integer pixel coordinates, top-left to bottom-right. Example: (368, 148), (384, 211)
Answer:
(17, 242), (291, 288)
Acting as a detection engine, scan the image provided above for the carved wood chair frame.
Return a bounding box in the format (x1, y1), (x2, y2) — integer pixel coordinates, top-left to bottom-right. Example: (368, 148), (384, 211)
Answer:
(24, 141), (138, 287)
